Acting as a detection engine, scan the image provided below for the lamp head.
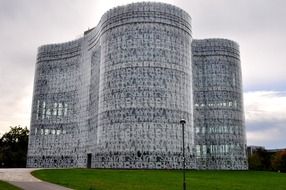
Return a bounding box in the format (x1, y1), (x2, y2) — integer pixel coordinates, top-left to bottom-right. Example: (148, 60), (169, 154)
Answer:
(180, 119), (186, 124)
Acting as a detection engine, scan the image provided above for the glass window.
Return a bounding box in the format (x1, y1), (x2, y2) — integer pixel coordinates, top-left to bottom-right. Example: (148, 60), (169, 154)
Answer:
(202, 145), (207, 156)
(196, 145), (200, 156)
(64, 103), (68, 116)
(58, 103), (63, 116)
(36, 100), (40, 120)
(46, 108), (51, 119)
(42, 101), (46, 119)
(53, 103), (58, 116)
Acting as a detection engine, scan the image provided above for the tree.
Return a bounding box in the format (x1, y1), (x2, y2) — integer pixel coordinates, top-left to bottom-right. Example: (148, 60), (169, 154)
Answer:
(0, 126), (29, 168)
(248, 153), (263, 170)
(271, 150), (286, 172)
(248, 148), (271, 170)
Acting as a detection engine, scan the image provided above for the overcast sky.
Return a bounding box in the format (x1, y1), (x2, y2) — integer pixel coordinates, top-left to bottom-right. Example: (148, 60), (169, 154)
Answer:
(0, 0), (285, 149)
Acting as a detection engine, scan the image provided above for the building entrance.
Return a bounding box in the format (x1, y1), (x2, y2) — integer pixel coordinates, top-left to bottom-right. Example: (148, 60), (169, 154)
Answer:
(87, 153), (92, 168)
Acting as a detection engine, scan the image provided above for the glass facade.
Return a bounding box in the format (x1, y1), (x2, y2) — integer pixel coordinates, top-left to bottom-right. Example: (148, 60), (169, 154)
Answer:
(192, 39), (248, 169)
(27, 2), (247, 169)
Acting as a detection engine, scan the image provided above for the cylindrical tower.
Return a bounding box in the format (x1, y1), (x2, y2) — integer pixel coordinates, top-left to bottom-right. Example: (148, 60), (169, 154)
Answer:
(192, 39), (247, 169)
(27, 39), (84, 167)
(95, 2), (194, 169)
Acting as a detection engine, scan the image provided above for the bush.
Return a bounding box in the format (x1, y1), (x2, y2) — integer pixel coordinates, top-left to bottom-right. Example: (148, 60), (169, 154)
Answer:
(271, 150), (286, 172)
(0, 126), (29, 168)
(248, 148), (271, 170)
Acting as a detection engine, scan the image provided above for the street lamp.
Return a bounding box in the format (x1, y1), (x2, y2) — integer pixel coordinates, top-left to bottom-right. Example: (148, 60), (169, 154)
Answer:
(180, 119), (186, 190)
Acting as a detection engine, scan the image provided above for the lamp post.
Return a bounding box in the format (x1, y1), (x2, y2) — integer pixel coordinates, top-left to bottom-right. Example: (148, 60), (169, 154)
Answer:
(180, 119), (186, 190)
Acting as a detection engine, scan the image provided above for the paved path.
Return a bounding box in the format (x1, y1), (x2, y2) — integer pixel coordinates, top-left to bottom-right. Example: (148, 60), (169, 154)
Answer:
(0, 168), (73, 190)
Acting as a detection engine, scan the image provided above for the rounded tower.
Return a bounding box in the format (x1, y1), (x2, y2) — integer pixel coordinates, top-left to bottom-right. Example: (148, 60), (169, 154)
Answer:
(95, 2), (194, 168)
(27, 39), (84, 167)
(192, 39), (248, 169)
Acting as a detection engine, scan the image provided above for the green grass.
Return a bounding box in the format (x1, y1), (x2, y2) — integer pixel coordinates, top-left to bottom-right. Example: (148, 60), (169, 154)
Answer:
(0, 180), (21, 190)
(32, 169), (286, 190)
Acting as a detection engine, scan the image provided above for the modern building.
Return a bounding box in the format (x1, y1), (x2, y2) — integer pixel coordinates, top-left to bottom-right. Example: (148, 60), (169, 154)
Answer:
(193, 39), (247, 169)
(247, 146), (265, 157)
(247, 146), (286, 157)
(27, 2), (247, 169)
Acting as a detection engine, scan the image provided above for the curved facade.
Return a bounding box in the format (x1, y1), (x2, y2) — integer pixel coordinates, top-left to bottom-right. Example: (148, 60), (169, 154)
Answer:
(192, 39), (248, 169)
(27, 2), (247, 169)
(27, 39), (85, 167)
(95, 4), (193, 169)
(27, 2), (194, 169)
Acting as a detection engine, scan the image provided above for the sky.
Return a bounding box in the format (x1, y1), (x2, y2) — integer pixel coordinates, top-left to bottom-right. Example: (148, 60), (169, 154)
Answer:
(0, 0), (286, 149)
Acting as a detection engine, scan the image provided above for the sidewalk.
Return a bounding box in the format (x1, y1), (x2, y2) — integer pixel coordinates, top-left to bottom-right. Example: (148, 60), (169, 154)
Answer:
(0, 168), (73, 190)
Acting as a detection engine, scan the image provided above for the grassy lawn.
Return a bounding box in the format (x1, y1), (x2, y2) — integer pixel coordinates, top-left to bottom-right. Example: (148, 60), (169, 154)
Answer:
(32, 169), (286, 190)
(0, 180), (21, 190)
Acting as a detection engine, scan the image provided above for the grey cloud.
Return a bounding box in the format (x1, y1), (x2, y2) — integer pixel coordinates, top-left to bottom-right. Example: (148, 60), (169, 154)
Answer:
(0, 0), (99, 134)
(177, 0), (286, 35)
(247, 120), (286, 149)
(175, 0), (286, 90)
(247, 120), (284, 133)
(244, 90), (286, 148)
(1, 0), (286, 149)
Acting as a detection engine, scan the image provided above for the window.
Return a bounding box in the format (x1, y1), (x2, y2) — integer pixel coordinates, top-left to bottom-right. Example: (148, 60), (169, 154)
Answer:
(42, 101), (46, 119)
(36, 100), (40, 120)
(196, 145), (200, 156)
(53, 103), (58, 116)
(64, 103), (68, 116)
(58, 103), (63, 116)
(234, 100), (237, 108)
(46, 108), (51, 119)
(201, 127), (205, 134)
(202, 145), (207, 156)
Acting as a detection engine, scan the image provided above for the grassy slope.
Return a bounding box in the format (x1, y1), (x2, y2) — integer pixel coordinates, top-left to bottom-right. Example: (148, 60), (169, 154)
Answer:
(32, 169), (286, 190)
(0, 180), (21, 190)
